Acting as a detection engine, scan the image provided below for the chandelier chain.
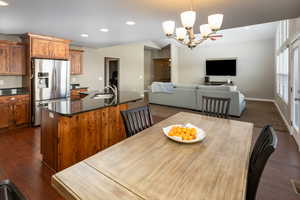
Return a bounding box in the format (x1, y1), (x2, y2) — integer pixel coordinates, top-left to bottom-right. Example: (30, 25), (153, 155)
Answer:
(190, 0), (194, 11)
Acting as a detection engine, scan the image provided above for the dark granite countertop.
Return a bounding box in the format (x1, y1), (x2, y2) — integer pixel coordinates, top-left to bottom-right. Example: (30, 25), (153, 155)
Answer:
(45, 91), (143, 116)
(0, 88), (29, 96)
(71, 87), (89, 90)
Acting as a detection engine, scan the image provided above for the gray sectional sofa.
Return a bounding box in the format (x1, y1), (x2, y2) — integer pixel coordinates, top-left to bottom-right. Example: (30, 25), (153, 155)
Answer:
(148, 84), (246, 117)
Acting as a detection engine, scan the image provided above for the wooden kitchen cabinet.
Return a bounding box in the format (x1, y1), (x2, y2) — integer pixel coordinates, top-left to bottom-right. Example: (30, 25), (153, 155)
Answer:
(0, 41), (26, 75)
(41, 103), (128, 171)
(0, 95), (30, 130)
(10, 44), (26, 75)
(0, 103), (10, 129)
(51, 41), (69, 59)
(14, 101), (29, 125)
(31, 38), (50, 58)
(26, 33), (70, 60)
(70, 49), (83, 75)
(0, 43), (10, 74)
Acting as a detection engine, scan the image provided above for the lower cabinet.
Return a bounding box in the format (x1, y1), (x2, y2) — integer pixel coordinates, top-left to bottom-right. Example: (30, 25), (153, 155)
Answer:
(41, 103), (128, 171)
(0, 103), (10, 129)
(0, 95), (30, 130)
(14, 101), (29, 125)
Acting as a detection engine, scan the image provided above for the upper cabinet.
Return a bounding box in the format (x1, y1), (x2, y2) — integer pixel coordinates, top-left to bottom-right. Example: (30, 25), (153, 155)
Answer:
(31, 38), (50, 58)
(51, 41), (69, 59)
(70, 49), (84, 75)
(0, 41), (26, 75)
(26, 33), (70, 60)
(10, 44), (26, 75)
(0, 43), (10, 74)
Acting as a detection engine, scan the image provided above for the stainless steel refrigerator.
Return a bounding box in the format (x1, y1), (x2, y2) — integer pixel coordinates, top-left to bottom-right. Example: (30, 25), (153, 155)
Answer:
(32, 59), (70, 126)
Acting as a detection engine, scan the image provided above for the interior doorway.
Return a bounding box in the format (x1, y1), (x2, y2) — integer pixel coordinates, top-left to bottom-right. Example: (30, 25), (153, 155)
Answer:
(144, 45), (171, 90)
(104, 57), (120, 90)
(291, 40), (300, 139)
(153, 58), (171, 82)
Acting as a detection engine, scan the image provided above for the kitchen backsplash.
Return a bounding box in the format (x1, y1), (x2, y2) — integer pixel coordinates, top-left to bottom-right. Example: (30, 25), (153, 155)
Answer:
(0, 76), (23, 89)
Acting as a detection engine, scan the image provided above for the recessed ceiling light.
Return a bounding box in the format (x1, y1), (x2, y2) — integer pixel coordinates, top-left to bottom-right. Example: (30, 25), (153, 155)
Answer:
(0, 0), (9, 6)
(100, 28), (109, 32)
(126, 21), (136, 26)
(80, 34), (89, 38)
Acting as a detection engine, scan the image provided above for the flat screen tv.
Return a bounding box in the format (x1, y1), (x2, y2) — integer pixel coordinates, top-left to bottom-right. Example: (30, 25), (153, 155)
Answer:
(206, 59), (237, 76)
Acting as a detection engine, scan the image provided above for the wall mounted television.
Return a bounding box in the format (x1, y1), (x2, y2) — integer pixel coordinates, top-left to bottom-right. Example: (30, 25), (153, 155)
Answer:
(206, 59), (237, 76)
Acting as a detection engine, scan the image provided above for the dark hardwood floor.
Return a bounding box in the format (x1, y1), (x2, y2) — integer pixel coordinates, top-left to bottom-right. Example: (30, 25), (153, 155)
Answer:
(0, 127), (62, 200)
(0, 100), (299, 200)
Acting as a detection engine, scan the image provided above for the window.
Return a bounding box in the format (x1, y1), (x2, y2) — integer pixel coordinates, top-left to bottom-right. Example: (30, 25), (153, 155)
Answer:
(276, 20), (289, 103)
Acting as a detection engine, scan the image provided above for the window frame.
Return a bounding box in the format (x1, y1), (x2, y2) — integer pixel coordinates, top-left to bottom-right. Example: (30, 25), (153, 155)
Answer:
(276, 20), (290, 104)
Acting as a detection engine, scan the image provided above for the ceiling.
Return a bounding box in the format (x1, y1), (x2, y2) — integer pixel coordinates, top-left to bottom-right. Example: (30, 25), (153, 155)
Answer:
(0, 0), (299, 48)
(198, 21), (278, 47)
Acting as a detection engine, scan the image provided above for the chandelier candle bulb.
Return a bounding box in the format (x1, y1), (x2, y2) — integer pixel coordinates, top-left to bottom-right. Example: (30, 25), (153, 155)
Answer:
(200, 24), (212, 38)
(0, 0), (8, 6)
(176, 28), (187, 41)
(208, 14), (224, 30)
(162, 21), (175, 36)
(181, 11), (196, 29)
(162, 10), (223, 49)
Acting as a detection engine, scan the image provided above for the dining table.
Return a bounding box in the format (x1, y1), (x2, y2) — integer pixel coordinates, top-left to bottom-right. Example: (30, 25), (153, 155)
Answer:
(52, 112), (254, 200)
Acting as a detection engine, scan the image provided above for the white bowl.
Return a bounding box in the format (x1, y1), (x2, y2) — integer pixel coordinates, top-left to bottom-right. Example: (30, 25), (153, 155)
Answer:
(163, 123), (206, 144)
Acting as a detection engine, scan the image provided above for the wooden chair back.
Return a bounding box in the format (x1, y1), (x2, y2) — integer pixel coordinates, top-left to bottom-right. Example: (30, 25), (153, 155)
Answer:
(246, 125), (278, 200)
(121, 105), (154, 138)
(0, 180), (27, 200)
(202, 96), (231, 118)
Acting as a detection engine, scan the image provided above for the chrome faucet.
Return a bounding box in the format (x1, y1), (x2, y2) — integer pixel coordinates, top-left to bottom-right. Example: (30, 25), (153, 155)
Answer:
(104, 85), (118, 97)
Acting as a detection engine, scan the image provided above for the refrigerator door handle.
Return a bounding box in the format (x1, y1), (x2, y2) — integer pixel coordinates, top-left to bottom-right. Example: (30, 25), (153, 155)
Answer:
(54, 65), (57, 92)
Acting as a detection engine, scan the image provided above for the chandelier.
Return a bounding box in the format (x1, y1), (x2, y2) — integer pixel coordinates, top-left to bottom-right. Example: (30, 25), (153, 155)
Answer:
(162, 8), (224, 49)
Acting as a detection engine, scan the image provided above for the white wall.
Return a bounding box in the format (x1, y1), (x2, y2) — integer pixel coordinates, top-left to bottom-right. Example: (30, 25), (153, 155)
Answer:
(144, 50), (152, 89)
(171, 43), (179, 84)
(72, 43), (145, 95)
(177, 39), (275, 99)
(98, 43), (144, 95)
(71, 47), (104, 90)
(289, 17), (300, 42)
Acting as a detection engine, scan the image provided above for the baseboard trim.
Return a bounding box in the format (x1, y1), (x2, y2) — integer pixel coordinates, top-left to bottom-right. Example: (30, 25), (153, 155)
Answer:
(273, 102), (300, 151)
(273, 101), (292, 134)
(245, 97), (275, 102)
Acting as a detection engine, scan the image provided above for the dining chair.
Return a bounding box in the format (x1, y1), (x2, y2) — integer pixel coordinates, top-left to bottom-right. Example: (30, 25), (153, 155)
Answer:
(246, 125), (278, 200)
(202, 96), (231, 118)
(121, 105), (154, 138)
(0, 180), (27, 200)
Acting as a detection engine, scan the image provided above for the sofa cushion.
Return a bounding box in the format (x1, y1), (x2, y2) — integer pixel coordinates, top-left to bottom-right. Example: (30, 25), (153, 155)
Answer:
(174, 84), (198, 89)
(151, 82), (175, 93)
(239, 93), (245, 103)
(197, 85), (232, 91)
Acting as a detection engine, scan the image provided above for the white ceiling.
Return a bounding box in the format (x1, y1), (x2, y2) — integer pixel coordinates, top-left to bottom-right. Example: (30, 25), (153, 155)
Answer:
(199, 22), (278, 47)
(0, 0), (299, 48)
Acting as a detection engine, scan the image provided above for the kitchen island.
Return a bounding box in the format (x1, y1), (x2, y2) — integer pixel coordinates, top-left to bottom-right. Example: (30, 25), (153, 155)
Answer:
(40, 91), (142, 171)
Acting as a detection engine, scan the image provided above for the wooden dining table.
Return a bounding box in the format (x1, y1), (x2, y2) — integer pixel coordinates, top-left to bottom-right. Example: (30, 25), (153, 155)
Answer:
(52, 112), (254, 200)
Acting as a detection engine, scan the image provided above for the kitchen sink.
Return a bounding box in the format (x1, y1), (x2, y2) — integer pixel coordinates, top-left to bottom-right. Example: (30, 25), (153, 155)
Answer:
(92, 93), (113, 99)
